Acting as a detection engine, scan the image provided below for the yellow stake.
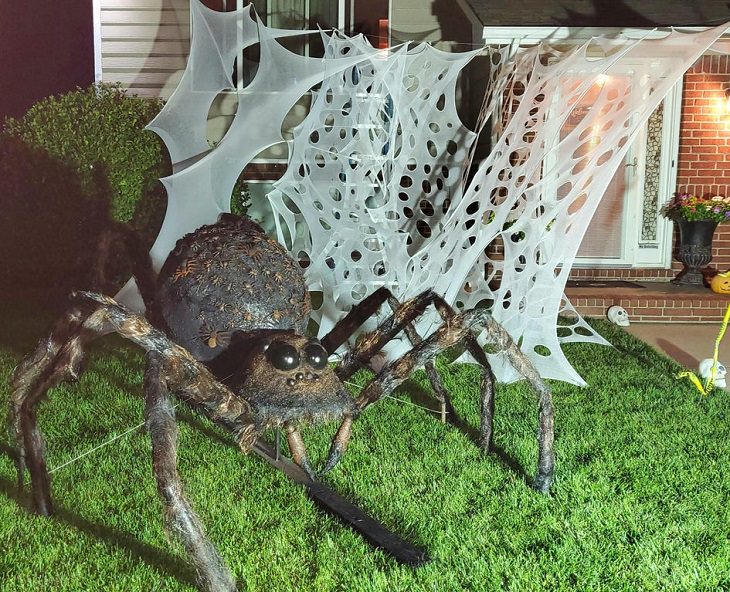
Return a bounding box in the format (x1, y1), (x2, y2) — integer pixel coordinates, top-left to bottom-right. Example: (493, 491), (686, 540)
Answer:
(677, 303), (730, 395)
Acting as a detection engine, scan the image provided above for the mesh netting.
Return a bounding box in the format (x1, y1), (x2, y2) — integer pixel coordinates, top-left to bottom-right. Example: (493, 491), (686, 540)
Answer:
(121, 0), (728, 385)
(268, 36), (490, 342)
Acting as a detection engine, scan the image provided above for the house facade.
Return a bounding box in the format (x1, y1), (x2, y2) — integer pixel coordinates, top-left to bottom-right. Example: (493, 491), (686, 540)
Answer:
(93, 0), (730, 292)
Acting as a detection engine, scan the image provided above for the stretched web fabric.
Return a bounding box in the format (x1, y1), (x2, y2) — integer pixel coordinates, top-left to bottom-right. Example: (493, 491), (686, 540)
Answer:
(126, 0), (728, 384)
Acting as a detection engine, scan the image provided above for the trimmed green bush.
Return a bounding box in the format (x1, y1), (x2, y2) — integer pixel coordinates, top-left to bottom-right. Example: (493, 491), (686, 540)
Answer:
(3, 82), (168, 224)
(0, 83), (169, 308)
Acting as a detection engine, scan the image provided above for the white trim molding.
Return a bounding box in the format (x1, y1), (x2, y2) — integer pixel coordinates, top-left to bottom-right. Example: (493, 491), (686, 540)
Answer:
(481, 25), (730, 51)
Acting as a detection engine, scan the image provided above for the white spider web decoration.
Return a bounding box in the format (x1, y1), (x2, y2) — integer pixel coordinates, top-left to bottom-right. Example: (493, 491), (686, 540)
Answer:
(454, 26), (728, 384)
(123, 0), (728, 385)
(267, 34), (492, 341)
(116, 3), (369, 305)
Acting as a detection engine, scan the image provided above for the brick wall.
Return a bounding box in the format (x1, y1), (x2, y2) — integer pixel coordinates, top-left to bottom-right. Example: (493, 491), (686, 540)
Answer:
(676, 54), (730, 273)
(569, 267), (676, 281)
(569, 294), (729, 322)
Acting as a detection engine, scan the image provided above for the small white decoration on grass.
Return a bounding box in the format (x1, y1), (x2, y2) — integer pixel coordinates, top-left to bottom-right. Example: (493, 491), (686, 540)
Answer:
(606, 305), (630, 327)
(699, 358), (727, 388)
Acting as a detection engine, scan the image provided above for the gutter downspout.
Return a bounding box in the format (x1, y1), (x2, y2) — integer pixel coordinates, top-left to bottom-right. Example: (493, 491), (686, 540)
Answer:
(92, 0), (102, 83)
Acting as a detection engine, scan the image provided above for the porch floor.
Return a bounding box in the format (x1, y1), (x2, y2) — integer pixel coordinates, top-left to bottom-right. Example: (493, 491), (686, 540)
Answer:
(623, 322), (730, 370)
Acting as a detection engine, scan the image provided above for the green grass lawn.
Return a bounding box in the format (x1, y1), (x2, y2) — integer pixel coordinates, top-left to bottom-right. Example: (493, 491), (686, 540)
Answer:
(0, 310), (728, 591)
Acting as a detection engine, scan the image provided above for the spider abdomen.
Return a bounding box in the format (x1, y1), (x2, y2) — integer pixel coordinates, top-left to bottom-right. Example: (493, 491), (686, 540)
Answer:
(157, 215), (311, 361)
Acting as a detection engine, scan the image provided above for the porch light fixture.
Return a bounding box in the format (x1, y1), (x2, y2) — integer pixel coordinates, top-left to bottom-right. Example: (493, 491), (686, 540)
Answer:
(725, 88), (730, 113)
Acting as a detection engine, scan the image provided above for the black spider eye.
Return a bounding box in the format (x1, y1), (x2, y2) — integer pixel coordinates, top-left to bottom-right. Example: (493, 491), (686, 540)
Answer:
(304, 343), (328, 369)
(266, 341), (300, 371)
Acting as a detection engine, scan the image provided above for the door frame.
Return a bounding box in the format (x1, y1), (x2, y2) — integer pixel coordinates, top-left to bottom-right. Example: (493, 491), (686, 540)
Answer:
(481, 27), (685, 270)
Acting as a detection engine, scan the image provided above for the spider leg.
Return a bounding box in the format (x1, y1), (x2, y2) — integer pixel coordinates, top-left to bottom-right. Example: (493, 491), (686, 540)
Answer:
(320, 287), (394, 355)
(320, 289), (460, 473)
(385, 294), (453, 423)
(8, 305), (111, 515)
(331, 289), (450, 380)
(144, 352), (237, 592)
(322, 288), (453, 420)
(390, 293), (497, 450)
(459, 334), (497, 452)
(321, 414), (353, 474)
(9, 291), (258, 518)
(352, 307), (554, 493)
(481, 314), (554, 493)
(321, 290), (489, 473)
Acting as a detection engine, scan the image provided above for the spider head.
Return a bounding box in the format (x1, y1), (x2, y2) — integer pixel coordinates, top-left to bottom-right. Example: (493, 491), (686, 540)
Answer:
(214, 331), (354, 427)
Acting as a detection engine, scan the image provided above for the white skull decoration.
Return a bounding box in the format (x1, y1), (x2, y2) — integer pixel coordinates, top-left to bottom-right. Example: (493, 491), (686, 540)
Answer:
(699, 358), (727, 388)
(607, 305), (630, 327)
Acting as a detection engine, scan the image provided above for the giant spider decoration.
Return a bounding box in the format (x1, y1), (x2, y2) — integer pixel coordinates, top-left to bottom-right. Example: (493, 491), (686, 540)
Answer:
(9, 214), (554, 592)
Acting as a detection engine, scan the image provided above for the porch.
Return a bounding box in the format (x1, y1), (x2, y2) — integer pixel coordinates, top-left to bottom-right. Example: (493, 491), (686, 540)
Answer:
(566, 279), (730, 323)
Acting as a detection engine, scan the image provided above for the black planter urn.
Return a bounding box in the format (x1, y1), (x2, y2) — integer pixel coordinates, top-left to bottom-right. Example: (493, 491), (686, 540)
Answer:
(671, 218), (718, 286)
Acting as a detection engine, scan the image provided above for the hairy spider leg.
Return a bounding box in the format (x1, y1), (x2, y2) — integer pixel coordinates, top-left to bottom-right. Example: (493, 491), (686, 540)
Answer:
(320, 286), (453, 418)
(395, 292), (498, 453)
(145, 352), (237, 592)
(323, 292), (554, 492)
(284, 423), (315, 480)
(361, 305), (555, 493)
(385, 292), (453, 422)
(326, 289), (454, 380)
(8, 306), (106, 516)
(318, 288), (449, 472)
(398, 291), (499, 452)
(320, 289), (483, 473)
(9, 292), (258, 591)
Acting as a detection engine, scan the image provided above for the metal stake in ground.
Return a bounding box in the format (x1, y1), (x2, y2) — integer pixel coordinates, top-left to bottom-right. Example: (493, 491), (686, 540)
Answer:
(252, 439), (430, 567)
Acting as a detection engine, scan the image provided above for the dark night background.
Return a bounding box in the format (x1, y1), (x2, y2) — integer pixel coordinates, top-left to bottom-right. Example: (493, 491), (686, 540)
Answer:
(0, 2), (94, 121)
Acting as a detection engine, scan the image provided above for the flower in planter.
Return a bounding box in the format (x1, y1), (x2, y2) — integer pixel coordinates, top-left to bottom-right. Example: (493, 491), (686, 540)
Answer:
(661, 192), (730, 223)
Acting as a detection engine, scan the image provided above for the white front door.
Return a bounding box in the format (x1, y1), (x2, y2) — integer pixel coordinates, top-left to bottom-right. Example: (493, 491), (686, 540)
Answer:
(569, 67), (681, 268)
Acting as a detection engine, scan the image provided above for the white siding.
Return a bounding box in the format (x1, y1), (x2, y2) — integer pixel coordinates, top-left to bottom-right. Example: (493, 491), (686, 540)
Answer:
(98, 0), (190, 98)
(390, 1), (452, 48)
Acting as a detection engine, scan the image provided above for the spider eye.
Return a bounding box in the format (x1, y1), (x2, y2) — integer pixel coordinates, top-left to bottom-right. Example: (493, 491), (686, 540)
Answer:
(304, 343), (328, 369)
(267, 341), (300, 371)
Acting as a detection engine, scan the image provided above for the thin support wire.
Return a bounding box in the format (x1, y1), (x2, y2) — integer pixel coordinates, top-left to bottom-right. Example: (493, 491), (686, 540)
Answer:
(47, 403), (181, 475)
(45, 375), (443, 478)
(344, 380), (447, 415)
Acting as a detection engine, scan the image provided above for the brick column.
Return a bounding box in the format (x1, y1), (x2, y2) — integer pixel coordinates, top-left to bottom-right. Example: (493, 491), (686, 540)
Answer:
(676, 55), (730, 273)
